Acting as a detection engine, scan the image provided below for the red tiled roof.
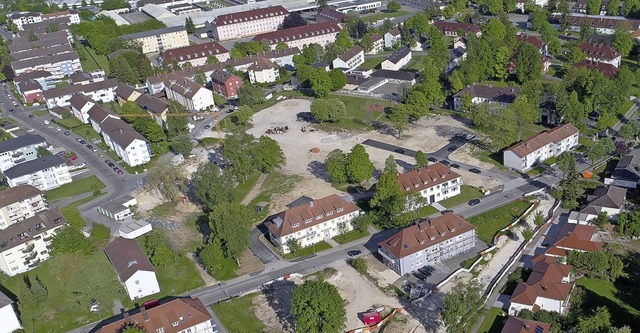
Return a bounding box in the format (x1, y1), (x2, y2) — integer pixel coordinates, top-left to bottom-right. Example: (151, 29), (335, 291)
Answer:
(434, 20), (481, 33)
(511, 257), (573, 306)
(506, 124), (580, 158)
(397, 162), (462, 193)
(574, 59), (619, 78)
(517, 34), (545, 49)
(501, 317), (551, 333)
(213, 5), (289, 27)
(553, 224), (603, 252)
(254, 22), (340, 44)
(163, 41), (229, 64)
(317, 8), (346, 23)
(578, 42), (620, 61)
(249, 57), (276, 71)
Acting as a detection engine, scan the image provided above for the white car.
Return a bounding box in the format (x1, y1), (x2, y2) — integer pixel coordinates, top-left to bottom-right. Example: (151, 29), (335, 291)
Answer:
(43, 120), (50, 125)
(27, 128), (34, 132)
(56, 127), (62, 131)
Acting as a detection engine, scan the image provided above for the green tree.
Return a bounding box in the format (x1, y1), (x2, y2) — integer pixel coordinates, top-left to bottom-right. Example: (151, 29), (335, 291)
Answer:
(612, 26), (633, 57)
(325, 149), (347, 184)
(533, 211), (545, 227)
(384, 155), (397, 174)
(360, 33), (374, 53)
(185, 17), (195, 34)
(607, 0), (620, 15)
(561, 153), (580, 209)
(587, 138), (615, 165)
(387, 104), (409, 136)
(275, 42), (289, 51)
(586, 0), (603, 14)
(286, 238), (302, 254)
(310, 98), (347, 123)
(150, 243), (174, 268)
(592, 211), (609, 227)
(471, 104), (517, 150)
(255, 135), (285, 172)
(309, 69), (333, 97)
(329, 68), (347, 91)
(109, 55), (137, 85)
(578, 306), (611, 333)
(387, 0), (401, 11)
(144, 165), (186, 202)
(198, 239), (227, 277)
(415, 150), (428, 168)
(192, 163), (234, 211)
(514, 42), (542, 83)
(238, 84), (266, 107)
(567, 46), (586, 65)
(334, 29), (353, 53)
(521, 227), (534, 241)
(232, 105), (253, 126)
(350, 257), (368, 274)
(209, 203), (252, 263)
(206, 55), (219, 64)
(556, 151), (575, 181)
(510, 95), (540, 141)
(171, 134), (193, 156)
(370, 172), (402, 208)
(346, 144), (374, 183)
(442, 280), (484, 333)
(101, 0), (131, 10)
(51, 227), (94, 256)
(291, 280), (346, 333)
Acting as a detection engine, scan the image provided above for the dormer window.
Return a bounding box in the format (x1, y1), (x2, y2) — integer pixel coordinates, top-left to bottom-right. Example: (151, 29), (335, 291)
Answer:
(419, 240), (425, 245)
(337, 207), (344, 212)
(327, 211), (333, 216)
(304, 219), (312, 224)
(430, 236), (435, 240)
(292, 223), (300, 227)
(316, 214), (323, 220)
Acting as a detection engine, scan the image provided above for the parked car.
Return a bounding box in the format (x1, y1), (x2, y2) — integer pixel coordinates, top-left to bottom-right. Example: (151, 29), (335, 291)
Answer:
(447, 145), (457, 152)
(86, 144), (93, 149)
(412, 271), (428, 281)
(43, 120), (50, 125)
(55, 151), (65, 156)
(394, 148), (407, 155)
(8, 108), (14, 112)
(28, 114), (35, 118)
(56, 127), (62, 131)
(427, 157), (438, 163)
(440, 160), (450, 166)
(440, 209), (453, 215)
(418, 266), (434, 276)
(469, 168), (481, 174)
(450, 163), (460, 168)
(347, 250), (361, 257)
(468, 199), (481, 206)
(64, 131), (70, 136)
(204, 124), (211, 129)
(69, 156), (78, 161)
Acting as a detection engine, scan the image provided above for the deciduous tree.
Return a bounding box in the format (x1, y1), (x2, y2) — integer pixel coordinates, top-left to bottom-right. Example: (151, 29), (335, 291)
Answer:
(170, 134), (193, 156)
(415, 150), (428, 168)
(238, 84), (266, 107)
(325, 149), (347, 184)
(586, 0), (602, 14)
(442, 280), (484, 333)
(255, 135), (286, 172)
(346, 144), (374, 183)
(192, 163), (234, 211)
(209, 203), (252, 263)
(282, 12), (307, 29)
(514, 42), (542, 83)
(387, 0), (401, 12)
(612, 25), (633, 57)
(329, 68), (347, 91)
(291, 280), (346, 333)
(145, 165), (187, 202)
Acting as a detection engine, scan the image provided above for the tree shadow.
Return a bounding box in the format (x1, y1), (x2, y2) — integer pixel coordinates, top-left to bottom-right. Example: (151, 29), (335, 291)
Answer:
(371, 120), (398, 137)
(263, 281), (296, 331)
(577, 286), (640, 329)
(396, 159), (415, 173)
(195, 213), (212, 240)
(401, 292), (445, 333)
(307, 160), (332, 182)
(613, 251), (640, 312)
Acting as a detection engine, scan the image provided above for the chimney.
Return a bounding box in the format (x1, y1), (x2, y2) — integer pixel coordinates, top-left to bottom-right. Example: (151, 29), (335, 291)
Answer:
(309, 201), (314, 208)
(524, 324), (530, 329)
(141, 307), (150, 322)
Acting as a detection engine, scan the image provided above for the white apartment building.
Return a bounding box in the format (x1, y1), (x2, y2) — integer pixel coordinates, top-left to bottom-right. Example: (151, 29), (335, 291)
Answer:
(266, 194), (362, 254)
(452, 84), (520, 111)
(578, 42), (622, 68)
(384, 29), (401, 48)
(69, 93), (95, 124)
(120, 26), (189, 54)
(248, 58), (280, 83)
(0, 185), (46, 230)
(368, 34), (384, 54)
(332, 45), (364, 72)
(10, 10), (80, 31)
(11, 51), (81, 79)
(0, 134), (47, 172)
(210, 5), (288, 41)
(147, 73), (216, 111)
(42, 79), (119, 109)
(0, 291), (21, 333)
(397, 163), (463, 210)
(4, 156), (72, 191)
(253, 22), (341, 50)
(378, 213), (476, 275)
(88, 106), (152, 167)
(503, 124), (580, 172)
(104, 237), (160, 300)
(0, 210), (68, 276)
(381, 46), (412, 71)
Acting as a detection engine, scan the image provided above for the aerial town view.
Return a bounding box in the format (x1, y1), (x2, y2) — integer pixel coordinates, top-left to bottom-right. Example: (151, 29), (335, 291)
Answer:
(0, 0), (639, 332)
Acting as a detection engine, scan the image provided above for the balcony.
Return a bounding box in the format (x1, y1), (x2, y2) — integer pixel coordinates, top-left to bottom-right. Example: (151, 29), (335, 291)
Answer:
(44, 235), (53, 242)
(27, 259), (41, 269)
(23, 251), (37, 262)
(21, 243), (35, 254)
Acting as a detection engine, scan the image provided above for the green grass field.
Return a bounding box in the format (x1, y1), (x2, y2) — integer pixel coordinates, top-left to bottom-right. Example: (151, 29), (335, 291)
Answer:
(45, 175), (106, 201)
(468, 200), (532, 244)
(212, 293), (266, 333)
(284, 241), (332, 259)
(577, 277), (640, 329)
(317, 94), (393, 131)
(54, 116), (84, 129)
(333, 229), (370, 244)
(360, 57), (384, 70)
(248, 172), (303, 221)
(477, 307), (507, 333)
(440, 185), (484, 208)
(33, 109), (49, 117)
(72, 125), (102, 141)
(59, 195), (102, 228)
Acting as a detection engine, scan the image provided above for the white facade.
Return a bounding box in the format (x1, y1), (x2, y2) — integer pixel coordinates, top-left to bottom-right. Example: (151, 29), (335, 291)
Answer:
(384, 31), (401, 48)
(249, 67), (280, 83)
(0, 136), (47, 172)
(123, 270), (160, 301)
(44, 82), (118, 109)
(10, 13), (43, 31)
(212, 7), (288, 41)
(503, 126), (580, 172)
(381, 50), (412, 71)
(0, 191), (46, 230)
(510, 296), (570, 316)
(167, 84), (216, 111)
(368, 36), (384, 54)
(12, 54), (82, 79)
(332, 46), (365, 71)
(0, 301), (21, 333)
(121, 27), (190, 54)
(71, 100), (95, 124)
(104, 136), (151, 168)
(6, 163), (72, 191)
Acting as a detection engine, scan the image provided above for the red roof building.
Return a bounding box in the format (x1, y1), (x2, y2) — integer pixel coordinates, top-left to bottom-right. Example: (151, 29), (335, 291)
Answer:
(501, 317), (551, 333)
(574, 59), (620, 78)
(162, 41), (230, 67)
(433, 20), (481, 37)
(517, 34), (548, 55)
(253, 22), (341, 50)
(210, 69), (243, 98)
(578, 42), (622, 67)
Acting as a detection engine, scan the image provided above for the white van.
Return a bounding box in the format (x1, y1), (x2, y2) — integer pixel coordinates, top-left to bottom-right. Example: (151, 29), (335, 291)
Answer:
(43, 120), (50, 125)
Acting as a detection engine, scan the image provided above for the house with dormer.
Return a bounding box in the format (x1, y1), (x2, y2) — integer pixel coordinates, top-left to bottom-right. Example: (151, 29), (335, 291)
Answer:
(265, 194), (362, 254)
(104, 237), (160, 300)
(396, 163), (463, 210)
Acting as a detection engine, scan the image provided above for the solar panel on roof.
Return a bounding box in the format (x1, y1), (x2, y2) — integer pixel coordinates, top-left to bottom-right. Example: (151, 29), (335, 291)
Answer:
(534, 325), (545, 333)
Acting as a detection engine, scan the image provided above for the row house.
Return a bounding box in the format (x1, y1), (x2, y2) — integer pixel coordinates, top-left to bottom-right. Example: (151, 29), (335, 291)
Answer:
(265, 194), (362, 254)
(572, 0), (609, 15)
(433, 20), (482, 37)
(70, 70), (107, 85)
(0, 134), (47, 172)
(384, 29), (401, 48)
(11, 51), (81, 79)
(210, 70), (243, 98)
(9, 10), (79, 30)
(397, 163), (463, 210)
(248, 58), (280, 83)
(88, 106), (152, 167)
(369, 34), (384, 54)
(573, 59), (619, 78)
(0, 185), (46, 230)
(94, 297), (217, 333)
(120, 26), (189, 54)
(546, 13), (640, 35)
(9, 34), (70, 54)
(69, 93), (96, 124)
(4, 155), (71, 191)
(147, 73), (216, 111)
(104, 237), (160, 300)
(0, 210), (68, 276)
(578, 42), (622, 67)
(210, 5), (289, 41)
(503, 124), (580, 172)
(21, 17), (71, 35)
(162, 41), (230, 68)
(452, 84), (520, 111)
(253, 22), (341, 50)
(381, 46), (412, 71)
(569, 185), (627, 224)
(332, 45), (365, 72)
(10, 43), (73, 63)
(543, 223), (603, 259)
(115, 85), (169, 127)
(14, 72), (55, 104)
(42, 78), (119, 109)
(378, 213), (476, 275)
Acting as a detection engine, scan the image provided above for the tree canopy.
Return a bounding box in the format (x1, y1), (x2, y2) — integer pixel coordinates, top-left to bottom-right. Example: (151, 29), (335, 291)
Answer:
(291, 280), (346, 333)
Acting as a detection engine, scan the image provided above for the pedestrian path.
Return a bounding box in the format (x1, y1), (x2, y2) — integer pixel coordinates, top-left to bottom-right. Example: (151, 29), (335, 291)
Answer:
(326, 238), (340, 247)
(431, 202), (446, 211)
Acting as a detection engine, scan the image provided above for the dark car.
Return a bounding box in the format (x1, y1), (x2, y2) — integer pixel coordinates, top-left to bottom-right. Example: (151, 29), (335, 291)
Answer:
(204, 124), (211, 129)
(418, 266), (434, 276)
(8, 109), (14, 112)
(450, 163), (460, 168)
(79, 140), (86, 144)
(440, 160), (450, 166)
(427, 157), (438, 163)
(469, 168), (481, 174)
(394, 148), (406, 155)
(117, 169), (124, 175)
(86, 144), (94, 149)
(347, 250), (361, 256)
(28, 114), (35, 118)
(447, 145), (457, 152)
(64, 131), (70, 136)
(468, 199), (481, 206)
(55, 151), (65, 156)
(412, 271), (427, 281)
(105, 159), (112, 165)
(440, 209), (453, 215)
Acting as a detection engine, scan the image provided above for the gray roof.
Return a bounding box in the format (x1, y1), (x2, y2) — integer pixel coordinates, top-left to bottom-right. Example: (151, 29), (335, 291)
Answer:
(385, 46), (411, 65)
(4, 155), (66, 179)
(453, 84), (520, 103)
(115, 84), (138, 100)
(69, 93), (93, 111)
(582, 185), (627, 212)
(10, 43), (73, 62)
(9, 37), (70, 54)
(11, 30), (68, 46)
(118, 219), (151, 235)
(120, 25), (185, 40)
(0, 134), (46, 154)
(104, 237), (156, 282)
(13, 71), (53, 83)
(12, 51), (79, 71)
(611, 153), (640, 183)
(371, 69), (417, 81)
(0, 210), (67, 252)
(0, 290), (13, 308)
(42, 79), (118, 99)
(100, 117), (148, 148)
(135, 94), (169, 115)
(100, 195), (135, 214)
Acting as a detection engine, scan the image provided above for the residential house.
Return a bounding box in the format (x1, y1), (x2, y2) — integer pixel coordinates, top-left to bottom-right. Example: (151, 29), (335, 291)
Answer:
(501, 317), (551, 333)
(576, 185), (627, 223)
(147, 73), (216, 111)
(94, 297), (217, 333)
(547, 13), (640, 35)
(517, 34), (548, 55)
(162, 41), (230, 67)
(120, 26), (189, 54)
(135, 94), (170, 127)
(210, 70), (243, 98)
(0, 134), (47, 172)
(0, 291), (21, 333)
(0, 185), (46, 230)
(371, 69), (418, 85)
(544, 224), (603, 259)
(578, 42), (622, 67)
(433, 20), (482, 37)
(265, 194), (362, 254)
(4, 155), (71, 191)
(248, 58), (280, 83)
(9, 9), (79, 30)
(97, 195), (137, 222)
(253, 22), (341, 50)
(69, 69), (106, 85)
(397, 163), (463, 210)
(69, 93), (95, 124)
(210, 6), (288, 41)
(503, 124), (580, 172)
(452, 84), (520, 111)
(332, 45), (365, 72)
(21, 17), (71, 35)
(573, 0), (609, 15)
(574, 59), (619, 77)
(605, 152), (640, 188)
(115, 84), (142, 105)
(88, 106), (152, 167)
(369, 34), (384, 54)
(11, 51), (81, 79)
(0, 210), (67, 276)
(378, 213), (476, 275)
(9, 31), (70, 54)
(445, 46), (467, 73)
(380, 46), (412, 71)
(42, 78), (119, 109)
(384, 29), (401, 48)
(13, 70), (55, 104)
(316, 8), (347, 24)
(510, 256), (574, 315)
(104, 237), (160, 300)
(9, 43), (73, 62)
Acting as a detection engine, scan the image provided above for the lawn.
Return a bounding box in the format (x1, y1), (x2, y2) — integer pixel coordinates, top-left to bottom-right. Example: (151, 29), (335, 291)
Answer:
(83, 45), (110, 75)
(439, 185), (483, 208)
(34, 109), (49, 117)
(60, 194), (103, 228)
(477, 307), (507, 333)
(360, 57), (384, 70)
(333, 228), (370, 244)
(543, 156), (557, 166)
(144, 252), (204, 304)
(232, 171), (263, 202)
(468, 200), (533, 244)
(211, 293), (266, 333)
(577, 277), (640, 329)
(526, 165), (546, 177)
(73, 124), (102, 141)
(248, 172), (303, 221)
(54, 116), (84, 129)
(317, 94), (393, 131)
(598, 100), (633, 130)
(45, 175), (106, 201)
(362, 10), (409, 22)
(284, 241), (332, 259)
(407, 55), (428, 71)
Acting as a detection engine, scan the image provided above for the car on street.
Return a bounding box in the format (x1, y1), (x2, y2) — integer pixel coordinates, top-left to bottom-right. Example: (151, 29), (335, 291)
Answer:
(447, 145), (457, 152)
(27, 128), (34, 132)
(450, 163), (460, 168)
(427, 157), (438, 163)
(465, 134), (475, 140)
(204, 124), (211, 129)
(394, 148), (406, 155)
(55, 151), (65, 156)
(418, 266), (434, 276)
(79, 139), (86, 144)
(43, 120), (50, 125)
(440, 160), (450, 166)
(469, 168), (481, 174)
(28, 114), (35, 118)
(0, 101), (4, 105)
(56, 127), (62, 131)
(440, 209), (453, 214)
(468, 198), (481, 206)
(86, 144), (94, 149)
(64, 131), (70, 136)
(412, 271), (428, 281)
(9, 108), (14, 112)
(114, 168), (124, 175)
(347, 250), (361, 256)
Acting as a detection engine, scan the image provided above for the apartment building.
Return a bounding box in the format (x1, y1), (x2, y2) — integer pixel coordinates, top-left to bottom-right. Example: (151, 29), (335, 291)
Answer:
(70, 70), (107, 85)
(253, 22), (341, 50)
(0, 134), (47, 172)
(0, 210), (67, 276)
(265, 194), (362, 254)
(433, 20), (482, 37)
(333, 0), (382, 13)
(94, 297), (217, 333)
(332, 45), (365, 72)
(0, 291), (21, 333)
(316, 8), (347, 24)
(10, 44), (73, 63)
(0, 185), (46, 230)
(162, 41), (230, 67)
(248, 58), (280, 83)
(574, 59), (619, 78)
(369, 34), (384, 54)
(21, 17), (71, 35)
(120, 26), (189, 54)
(42, 78), (119, 109)
(9, 10), (79, 30)
(547, 13), (640, 35)
(11, 51), (81, 79)
(69, 93), (96, 124)
(210, 5), (289, 41)
(210, 70), (243, 98)
(452, 84), (520, 111)
(384, 29), (401, 48)
(104, 237), (160, 300)
(381, 46), (412, 71)
(4, 156), (72, 191)
(115, 85), (169, 127)
(88, 106), (152, 167)
(397, 163), (463, 210)
(503, 124), (580, 172)
(578, 42), (622, 67)
(378, 213), (476, 275)
(9, 31), (70, 54)
(147, 73), (216, 111)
